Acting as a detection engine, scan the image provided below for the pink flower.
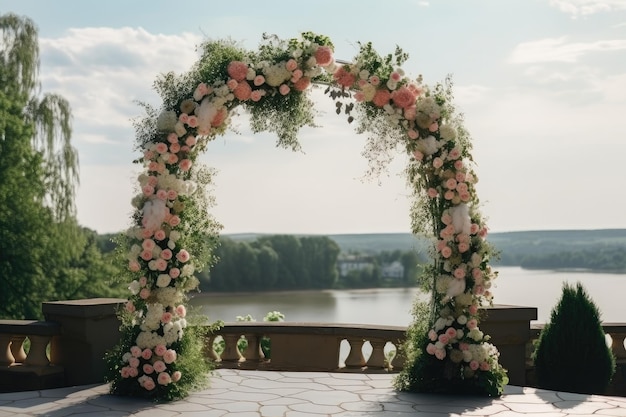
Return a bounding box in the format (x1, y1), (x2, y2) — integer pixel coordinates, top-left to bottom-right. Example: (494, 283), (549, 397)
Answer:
(444, 190), (455, 200)
(185, 135), (197, 147)
(167, 153), (178, 164)
(369, 75), (380, 86)
(179, 159), (192, 172)
(144, 149), (154, 160)
(448, 147), (461, 160)
(459, 191), (471, 202)
(467, 318), (478, 330)
(178, 113), (189, 124)
(354, 92), (365, 102)
(128, 357), (139, 369)
(426, 343), (436, 355)
(155, 142), (168, 154)
(158, 372), (172, 385)
(480, 361), (490, 371)
(434, 349), (446, 360)
(441, 246), (452, 258)
(193, 82), (209, 100)
(142, 185), (154, 197)
(141, 348), (152, 360)
(128, 260), (140, 272)
(390, 71), (402, 81)
(169, 268), (180, 279)
(428, 329), (438, 341)
(279, 84), (290, 95)
(445, 178), (457, 190)
(470, 223), (480, 235)
(455, 172), (466, 183)
(458, 242), (470, 253)
(314, 46), (333, 66)
(226, 78), (238, 90)
(441, 213), (452, 225)
(293, 77), (310, 92)
(407, 129), (419, 140)
(372, 89), (391, 107)
(169, 215), (181, 227)
(291, 69), (303, 82)
(469, 360), (480, 371)
(176, 249), (190, 263)
(125, 301), (135, 313)
(432, 157), (443, 169)
(468, 304), (479, 315)
(187, 115), (198, 128)
(234, 81), (252, 101)
(169, 142), (181, 154)
(473, 285), (485, 295)
(128, 367), (138, 378)
(250, 90), (263, 102)
(429, 122), (439, 132)
(143, 363), (154, 374)
(211, 107), (228, 127)
(120, 367), (130, 378)
(454, 160), (464, 170)
(142, 239), (156, 251)
(167, 133), (178, 144)
(413, 150), (424, 161)
(154, 229), (166, 241)
(472, 268), (483, 281)
(140, 250), (153, 261)
(478, 227), (488, 238)
(391, 86), (417, 109)
(147, 161), (159, 172)
(285, 59), (298, 71)
(427, 188), (438, 198)
(154, 344), (167, 357)
(156, 189), (168, 200)
(333, 66), (356, 88)
(163, 349), (177, 364)
(459, 342), (470, 351)
(404, 106), (417, 120)
(153, 360), (167, 373)
(227, 61), (248, 81)
(445, 327), (458, 339)
(453, 267), (466, 280)
(253, 75), (265, 86)
(143, 378), (156, 391)
(155, 258), (168, 271)
(139, 288), (150, 299)
(176, 305), (187, 318)
(161, 312), (172, 324)
(160, 249), (173, 260)
(139, 276), (147, 286)
(438, 334), (449, 345)
(171, 371), (182, 382)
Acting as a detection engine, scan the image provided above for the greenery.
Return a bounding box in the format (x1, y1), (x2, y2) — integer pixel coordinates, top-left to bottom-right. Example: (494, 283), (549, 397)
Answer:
(532, 282), (615, 394)
(0, 13), (125, 320)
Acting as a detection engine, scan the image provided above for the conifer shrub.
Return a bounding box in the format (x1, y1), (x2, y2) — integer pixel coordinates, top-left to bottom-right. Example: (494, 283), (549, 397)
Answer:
(532, 282), (615, 394)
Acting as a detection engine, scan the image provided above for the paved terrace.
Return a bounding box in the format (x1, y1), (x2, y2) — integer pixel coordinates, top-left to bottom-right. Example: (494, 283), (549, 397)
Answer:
(1, 369), (626, 417)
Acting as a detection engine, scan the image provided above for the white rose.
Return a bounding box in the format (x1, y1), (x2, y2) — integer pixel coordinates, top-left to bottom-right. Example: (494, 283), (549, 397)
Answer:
(462, 350), (472, 362)
(156, 110), (177, 132)
(128, 280), (140, 295)
(457, 315), (468, 325)
(156, 274), (171, 288)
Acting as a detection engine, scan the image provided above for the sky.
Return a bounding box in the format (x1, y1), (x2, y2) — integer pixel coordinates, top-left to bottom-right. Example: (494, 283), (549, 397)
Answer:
(2, 0), (626, 235)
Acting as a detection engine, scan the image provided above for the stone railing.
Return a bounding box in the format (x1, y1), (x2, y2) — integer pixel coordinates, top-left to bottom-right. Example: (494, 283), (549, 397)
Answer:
(526, 323), (626, 396)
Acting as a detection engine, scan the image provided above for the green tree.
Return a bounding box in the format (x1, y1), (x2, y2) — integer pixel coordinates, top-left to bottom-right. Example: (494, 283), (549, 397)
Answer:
(533, 282), (615, 394)
(0, 13), (80, 319)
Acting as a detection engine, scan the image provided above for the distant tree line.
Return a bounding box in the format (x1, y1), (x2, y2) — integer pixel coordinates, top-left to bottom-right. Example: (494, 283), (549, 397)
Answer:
(337, 250), (423, 289)
(518, 246), (626, 272)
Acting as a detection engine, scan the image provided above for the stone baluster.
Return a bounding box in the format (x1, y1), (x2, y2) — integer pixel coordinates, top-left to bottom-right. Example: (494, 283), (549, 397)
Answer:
(10, 335), (27, 363)
(344, 337), (366, 369)
(608, 330), (626, 361)
(366, 339), (388, 369)
(204, 334), (220, 362)
(220, 333), (243, 367)
(239, 333), (264, 369)
(390, 342), (406, 370)
(0, 334), (14, 366)
(23, 335), (51, 366)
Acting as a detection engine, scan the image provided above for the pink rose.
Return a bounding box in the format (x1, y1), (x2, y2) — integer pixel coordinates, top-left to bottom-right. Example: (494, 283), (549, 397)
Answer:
(459, 342), (470, 351)
(139, 276), (147, 286)
(467, 318), (478, 330)
(445, 327), (458, 339)
(163, 349), (177, 364)
(369, 75), (380, 86)
(171, 371), (182, 382)
(187, 115), (198, 128)
(372, 89), (391, 107)
(428, 329), (438, 341)
(155, 258), (168, 271)
(445, 178), (457, 190)
(227, 61), (248, 81)
(453, 267), (466, 280)
(128, 260), (140, 272)
(147, 175), (158, 187)
(285, 59), (298, 71)
(429, 122), (439, 132)
(455, 172), (466, 183)
(211, 107), (227, 127)
(167, 133), (178, 144)
(160, 249), (173, 260)
(469, 360), (480, 371)
(141, 348), (152, 360)
(390, 71), (401, 81)
(169, 142), (181, 154)
(142, 185), (154, 197)
(158, 372), (172, 386)
(128, 367), (138, 378)
(456, 182), (468, 193)
(438, 334), (449, 345)
(291, 69), (303, 82)
(314, 46), (333, 66)
(473, 285), (485, 295)
(234, 81), (252, 101)
(120, 367), (130, 378)
(169, 267), (180, 279)
(441, 213), (452, 225)
(459, 191), (471, 202)
(141, 228), (153, 239)
(139, 288), (150, 299)
(167, 154), (178, 164)
(472, 268), (483, 281)
(226, 78), (238, 90)
(154, 344), (167, 357)
(444, 190), (455, 200)
(407, 129), (419, 140)
(468, 304), (479, 315)
(458, 242), (470, 253)
(434, 349), (446, 360)
(426, 343), (436, 355)
(279, 84), (290, 95)
(441, 246), (452, 258)
(470, 223), (480, 235)
(176, 249), (190, 263)
(144, 149), (154, 160)
(143, 378), (156, 391)
(140, 250), (153, 261)
(143, 363), (154, 374)
(432, 157), (443, 169)
(427, 188), (438, 198)
(179, 159), (192, 172)
(479, 227), (488, 238)
(154, 229), (166, 241)
(147, 162), (159, 172)
(153, 360), (166, 373)
(142, 239), (156, 251)
(250, 90), (263, 102)
(169, 215), (181, 227)
(176, 305), (187, 318)
(193, 82), (209, 100)
(155, 143), (168, 154)
(253, 75), (265, 86)
(125, 301), (135, 313)
(128, 357), (139, 368)
(413, 150), (424, 161)
(454, 160), (464, 170)
(448, 147), (461, 160)
(354, 92), (365, 102)
(185, 135), (197, 147)
(156, 189), (168, 200)
(178, 113), (189, 124)
(161, 312), (172, 324)
(480, 361), (490, 371)
(404, 106), (417, 120)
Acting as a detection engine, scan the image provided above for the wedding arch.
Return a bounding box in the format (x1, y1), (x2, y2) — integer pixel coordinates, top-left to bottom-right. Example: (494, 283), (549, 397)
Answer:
(104, 32), (508, 401)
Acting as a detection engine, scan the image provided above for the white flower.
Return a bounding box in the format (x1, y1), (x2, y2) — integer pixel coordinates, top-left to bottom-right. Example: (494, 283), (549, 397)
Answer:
(246, 68), (256, 80)
(174, 121), (186, 137)
(359, 69), (369, 79)
(456, 329), (464, 339)
(449, 203), (471, 235)
(457, 315), (468, 325)
(156, 110), (177, 132)
(462, 350), (472, 362)
(439, 124), (457, 141)
(181, 264), (195, 277)
(415, 135), (441, 156)
(128, 280), (140, 295)
(468, 328), (484, 342)
(142, 199), (168, 232)
(122, 352), (132, 362)
(386, 79), (397, 90)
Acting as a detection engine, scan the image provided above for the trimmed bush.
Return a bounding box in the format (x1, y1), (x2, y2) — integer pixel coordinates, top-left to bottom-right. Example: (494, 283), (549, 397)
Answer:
(533, 281), (615, 394)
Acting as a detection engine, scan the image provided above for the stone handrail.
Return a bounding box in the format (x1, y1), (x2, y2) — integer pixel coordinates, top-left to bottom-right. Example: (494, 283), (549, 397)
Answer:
(206, 322), (407, 372)
(0, 320), (61, 367)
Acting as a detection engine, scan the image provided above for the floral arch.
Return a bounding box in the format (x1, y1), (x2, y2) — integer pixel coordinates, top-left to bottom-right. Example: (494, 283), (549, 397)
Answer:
(105, 32), (508, 401)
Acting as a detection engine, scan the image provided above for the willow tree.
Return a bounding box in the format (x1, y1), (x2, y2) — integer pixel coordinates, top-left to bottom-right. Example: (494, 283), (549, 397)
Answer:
(0, 13), (80, 319)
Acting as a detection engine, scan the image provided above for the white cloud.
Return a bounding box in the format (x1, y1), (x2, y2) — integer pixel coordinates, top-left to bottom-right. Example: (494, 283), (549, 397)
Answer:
(509, 37), (626, 63)
(549, 0), (626, 17)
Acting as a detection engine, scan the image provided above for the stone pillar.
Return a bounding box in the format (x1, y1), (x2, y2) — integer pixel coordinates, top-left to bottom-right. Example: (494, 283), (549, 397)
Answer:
(480, 304), (537, 387)
(42, 298), (125, 386)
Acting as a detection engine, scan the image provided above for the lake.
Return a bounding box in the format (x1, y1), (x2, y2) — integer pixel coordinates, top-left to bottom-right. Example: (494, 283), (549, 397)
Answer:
(189, 266), (625, 325)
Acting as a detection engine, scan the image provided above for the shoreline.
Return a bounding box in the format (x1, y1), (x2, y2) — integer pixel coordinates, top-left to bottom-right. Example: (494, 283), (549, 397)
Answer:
(189, 286), (420, 299)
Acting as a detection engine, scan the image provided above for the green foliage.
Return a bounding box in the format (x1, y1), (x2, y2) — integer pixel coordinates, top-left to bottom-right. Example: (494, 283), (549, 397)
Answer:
(532, 282), (615, 394)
